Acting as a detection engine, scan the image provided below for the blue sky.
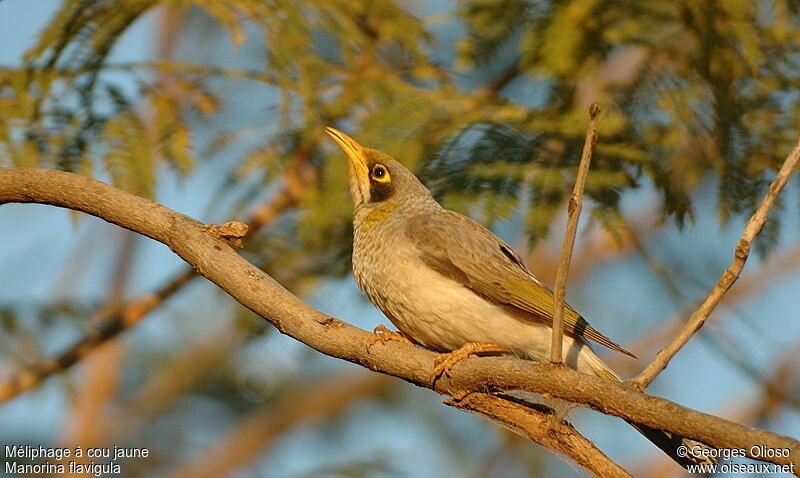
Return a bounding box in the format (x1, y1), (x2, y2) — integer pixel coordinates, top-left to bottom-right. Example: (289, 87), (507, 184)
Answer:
(1, 1), (799, 477)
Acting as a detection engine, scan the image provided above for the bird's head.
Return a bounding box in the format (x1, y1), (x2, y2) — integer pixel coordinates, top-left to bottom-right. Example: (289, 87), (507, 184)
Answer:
(325, 127), (434, 212)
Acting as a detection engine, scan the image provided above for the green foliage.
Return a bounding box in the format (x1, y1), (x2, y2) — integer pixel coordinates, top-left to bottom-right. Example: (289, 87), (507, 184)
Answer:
(456, 0), (533, 67)
(1, 0), (798, 251)
(2, 2), (800, 475)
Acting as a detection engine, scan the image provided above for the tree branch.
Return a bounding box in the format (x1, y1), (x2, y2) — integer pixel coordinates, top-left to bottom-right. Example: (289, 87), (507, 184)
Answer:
(0, 147), (313, 402)
(608, 243), (800, 376)
(630, 137), (800, 390)
(551, 103), (600, 363)
(447, 393), (632, 477)
(1, 168), (798, 472)
(0, 268), (194, 402)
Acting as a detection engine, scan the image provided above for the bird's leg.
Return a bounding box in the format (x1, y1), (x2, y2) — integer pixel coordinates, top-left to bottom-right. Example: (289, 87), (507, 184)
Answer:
(433, 343), (510, 382)
(366, 324), (416, 353)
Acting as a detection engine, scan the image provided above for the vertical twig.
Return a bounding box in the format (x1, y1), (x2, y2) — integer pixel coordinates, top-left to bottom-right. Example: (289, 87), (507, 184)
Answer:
(630, 136), (800, 390)
(550, 103), (601, 363)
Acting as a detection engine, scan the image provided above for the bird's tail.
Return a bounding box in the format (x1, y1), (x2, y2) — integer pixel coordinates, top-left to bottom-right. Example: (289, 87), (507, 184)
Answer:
(592, 365), (717, 468)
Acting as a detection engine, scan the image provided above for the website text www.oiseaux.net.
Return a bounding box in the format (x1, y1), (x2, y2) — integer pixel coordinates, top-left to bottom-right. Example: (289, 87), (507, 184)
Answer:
(679, 445), (794, 475)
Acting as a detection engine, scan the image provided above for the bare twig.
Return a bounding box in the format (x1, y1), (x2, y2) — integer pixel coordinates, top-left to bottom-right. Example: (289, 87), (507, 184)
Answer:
(551, 103), (601, 363)
(103, 328), (620, 477)
(607, 244), (800, 376)
(2, 168), (798, 472)
(630, 137), (800, 390)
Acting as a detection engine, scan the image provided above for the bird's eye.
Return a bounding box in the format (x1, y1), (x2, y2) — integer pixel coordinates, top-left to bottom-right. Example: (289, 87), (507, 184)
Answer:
(371, 164), (390, 182)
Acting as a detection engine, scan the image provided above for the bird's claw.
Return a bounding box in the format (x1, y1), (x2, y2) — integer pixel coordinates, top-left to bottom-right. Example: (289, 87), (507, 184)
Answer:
(433, 343), (509, 383)
(366, 324), (414, 353)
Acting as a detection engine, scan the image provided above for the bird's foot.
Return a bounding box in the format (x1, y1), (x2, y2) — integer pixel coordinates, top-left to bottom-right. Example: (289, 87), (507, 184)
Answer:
(433, 343), (509, 382)
(366, 325), (415, 353)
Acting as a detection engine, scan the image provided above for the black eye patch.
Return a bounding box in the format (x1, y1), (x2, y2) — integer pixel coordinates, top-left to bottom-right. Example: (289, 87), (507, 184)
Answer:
(369, 181), (394, 202)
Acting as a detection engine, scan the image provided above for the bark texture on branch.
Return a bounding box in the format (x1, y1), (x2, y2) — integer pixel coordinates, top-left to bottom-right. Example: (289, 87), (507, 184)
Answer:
(1, 168), (798, 473)
(551, 103), (600, 363)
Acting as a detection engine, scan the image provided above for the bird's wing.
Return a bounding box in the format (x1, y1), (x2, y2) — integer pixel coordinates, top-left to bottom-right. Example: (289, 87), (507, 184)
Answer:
(405, 210), (635, 357)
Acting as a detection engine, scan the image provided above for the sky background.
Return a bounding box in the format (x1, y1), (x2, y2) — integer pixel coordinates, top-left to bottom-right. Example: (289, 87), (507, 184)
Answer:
(1, 1), (799, 477)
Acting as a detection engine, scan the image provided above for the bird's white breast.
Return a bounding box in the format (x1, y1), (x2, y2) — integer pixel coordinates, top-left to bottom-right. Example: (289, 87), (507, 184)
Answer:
(352, 213), (609, 374)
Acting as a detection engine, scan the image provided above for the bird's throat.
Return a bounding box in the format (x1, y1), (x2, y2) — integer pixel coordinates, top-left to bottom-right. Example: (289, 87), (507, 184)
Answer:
(357, 203), (400, 232)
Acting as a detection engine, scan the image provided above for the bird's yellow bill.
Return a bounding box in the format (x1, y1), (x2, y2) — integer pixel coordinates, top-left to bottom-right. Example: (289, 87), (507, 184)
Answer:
(325, 127), (369, 176)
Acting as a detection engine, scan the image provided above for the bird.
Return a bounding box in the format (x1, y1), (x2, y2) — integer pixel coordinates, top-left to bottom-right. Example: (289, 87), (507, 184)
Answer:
(325, 126), (714, 468)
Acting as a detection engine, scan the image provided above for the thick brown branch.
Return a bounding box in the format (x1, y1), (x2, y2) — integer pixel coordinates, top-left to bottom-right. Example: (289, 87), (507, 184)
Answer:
(551, 103), (600, 363)
(630, 137), (800, 390)
(1, 168), (798, 471)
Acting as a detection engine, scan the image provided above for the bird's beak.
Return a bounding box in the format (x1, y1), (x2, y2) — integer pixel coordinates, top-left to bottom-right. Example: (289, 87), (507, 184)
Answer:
(325, 127), (369, 174)
(325, 127), (371, 202)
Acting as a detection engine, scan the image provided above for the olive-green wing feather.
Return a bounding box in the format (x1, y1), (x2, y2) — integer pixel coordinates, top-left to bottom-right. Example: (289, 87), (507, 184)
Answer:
(405, 210), (635, 358)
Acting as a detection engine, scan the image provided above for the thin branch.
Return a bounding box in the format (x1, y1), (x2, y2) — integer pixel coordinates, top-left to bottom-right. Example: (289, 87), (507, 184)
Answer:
(607, 244), (800, 375)
(0, 62), (282, 86)
(60, 342), (125, 454)
(630, 137), (800, 390)
(1, 168), (798, 472)
(551, 103), (601, 363)
(448, 393), (632, 477)
(0, 268), (195, 402)
(0, 149), (313, 403)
